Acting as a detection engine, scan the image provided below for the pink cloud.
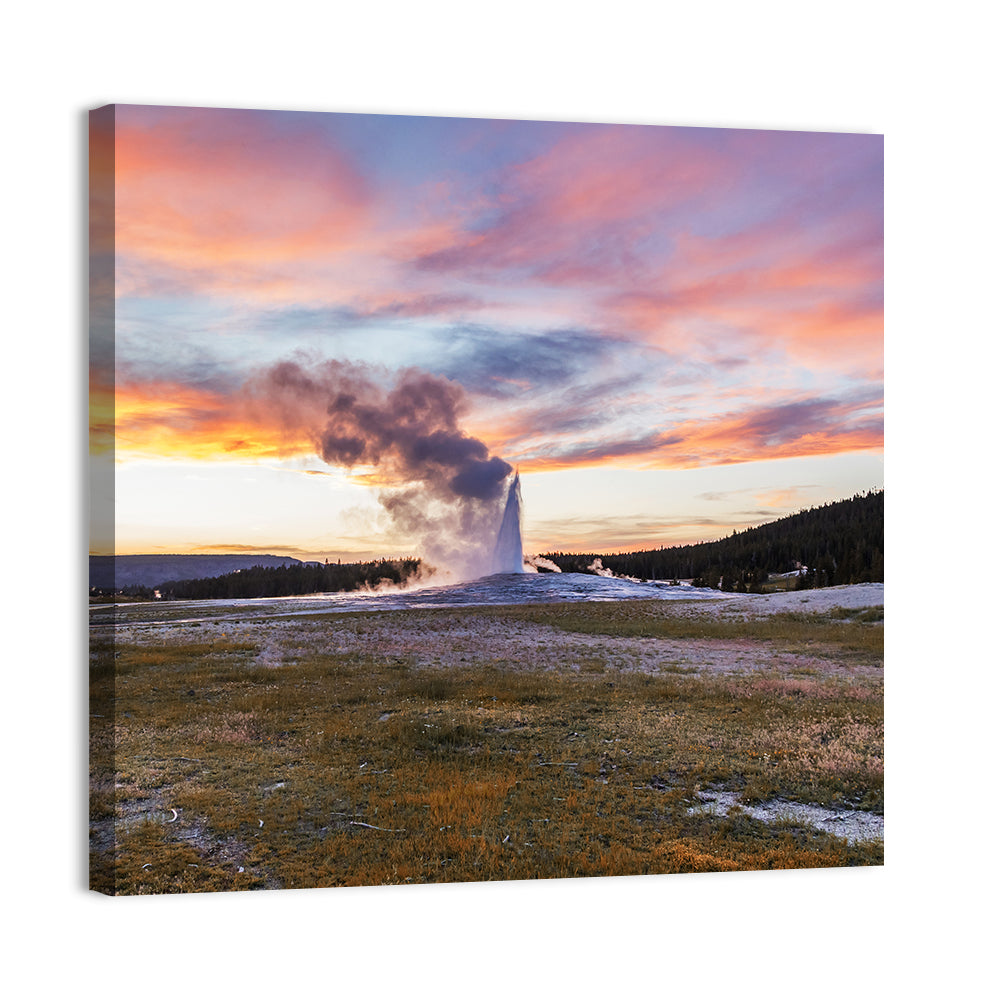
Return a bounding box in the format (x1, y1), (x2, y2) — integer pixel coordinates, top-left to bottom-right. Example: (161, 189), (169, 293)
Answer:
(413, 125), (728, 284)
(114, 108), (372, 275)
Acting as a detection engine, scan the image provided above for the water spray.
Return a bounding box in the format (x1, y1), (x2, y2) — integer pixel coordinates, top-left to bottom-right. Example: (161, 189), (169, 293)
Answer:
(491, 471), (525, 574)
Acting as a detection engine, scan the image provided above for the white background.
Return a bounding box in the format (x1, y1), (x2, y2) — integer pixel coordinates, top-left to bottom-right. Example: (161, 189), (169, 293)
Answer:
(5, 1), (995, 995)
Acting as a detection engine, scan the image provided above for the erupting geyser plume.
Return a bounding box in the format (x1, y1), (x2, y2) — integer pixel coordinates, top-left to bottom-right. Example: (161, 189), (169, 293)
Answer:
(244, 358), (517, 580)
(491, 471), (525, 574)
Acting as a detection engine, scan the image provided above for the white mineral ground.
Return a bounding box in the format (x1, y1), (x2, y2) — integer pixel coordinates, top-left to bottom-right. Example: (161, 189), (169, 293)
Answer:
(687, 791), (883, 845)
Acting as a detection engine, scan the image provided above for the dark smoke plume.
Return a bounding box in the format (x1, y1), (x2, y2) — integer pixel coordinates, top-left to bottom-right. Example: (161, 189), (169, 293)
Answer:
(245, 358), (513, 578)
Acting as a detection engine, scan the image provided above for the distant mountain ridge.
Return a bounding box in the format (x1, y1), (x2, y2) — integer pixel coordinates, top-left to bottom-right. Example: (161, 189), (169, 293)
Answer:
(90, 554), (310, 590)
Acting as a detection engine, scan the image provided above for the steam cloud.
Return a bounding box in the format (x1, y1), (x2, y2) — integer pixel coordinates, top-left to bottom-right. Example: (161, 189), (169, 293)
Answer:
(527, 555), (562, 573)
(586, 557), (639, 583)
(586, 557), (615, 578)
(245, 359), (513, 579)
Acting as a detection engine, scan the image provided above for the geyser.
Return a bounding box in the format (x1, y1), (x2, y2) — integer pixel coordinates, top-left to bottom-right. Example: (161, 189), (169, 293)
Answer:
(491, 471), (525, 574)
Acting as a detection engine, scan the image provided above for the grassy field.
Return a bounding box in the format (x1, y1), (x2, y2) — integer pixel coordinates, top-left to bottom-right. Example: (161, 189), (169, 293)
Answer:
(89, 599), (883, 894)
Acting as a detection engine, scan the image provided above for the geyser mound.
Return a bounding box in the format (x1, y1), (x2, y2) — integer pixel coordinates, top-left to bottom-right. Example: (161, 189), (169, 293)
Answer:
(491, 471), (525, 574)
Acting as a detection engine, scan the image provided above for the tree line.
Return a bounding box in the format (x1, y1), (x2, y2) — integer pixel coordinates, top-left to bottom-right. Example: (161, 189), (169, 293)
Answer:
(150, 557), (423, 600)
(541, 490), (883, 592)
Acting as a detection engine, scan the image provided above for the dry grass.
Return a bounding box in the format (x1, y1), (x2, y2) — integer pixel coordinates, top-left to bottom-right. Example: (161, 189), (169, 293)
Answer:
(488, 600), (884, 661)
(90, 600), (883, 894)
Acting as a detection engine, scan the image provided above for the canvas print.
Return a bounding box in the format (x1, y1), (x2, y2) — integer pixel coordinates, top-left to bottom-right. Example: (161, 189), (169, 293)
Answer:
(89, 105), (883, 894)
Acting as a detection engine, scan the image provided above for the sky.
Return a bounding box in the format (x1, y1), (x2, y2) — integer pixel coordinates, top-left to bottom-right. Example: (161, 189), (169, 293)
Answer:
(91, 104), (883, 571)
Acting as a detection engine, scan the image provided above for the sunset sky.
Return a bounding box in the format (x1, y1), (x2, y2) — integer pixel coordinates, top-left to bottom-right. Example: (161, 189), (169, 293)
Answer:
(91, 104), (883, 566)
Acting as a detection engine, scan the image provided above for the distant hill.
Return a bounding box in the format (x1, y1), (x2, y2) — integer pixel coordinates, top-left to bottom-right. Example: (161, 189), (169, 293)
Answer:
(89, 554), (310, 590)
(543, 490), (883, 592)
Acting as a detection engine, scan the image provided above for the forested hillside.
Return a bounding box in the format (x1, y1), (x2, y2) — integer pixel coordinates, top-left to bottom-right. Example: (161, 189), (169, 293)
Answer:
(158, 558), (423, 600)
(543, 490), (883, 592)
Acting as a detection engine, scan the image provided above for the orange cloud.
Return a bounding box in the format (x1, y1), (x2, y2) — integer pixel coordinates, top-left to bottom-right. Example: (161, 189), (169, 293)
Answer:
(482, 393), (882, 476)
(604, 256), (882, 372)
(113, 380), (312, 462)
(110, 108), (491, 311)
(113, 108), (372, 295)
(665, 402), (882, 468)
